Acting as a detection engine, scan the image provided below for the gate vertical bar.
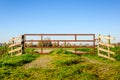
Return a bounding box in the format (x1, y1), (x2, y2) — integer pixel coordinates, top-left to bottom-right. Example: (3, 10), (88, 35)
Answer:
(41, 34), (43, 53)
(74, 34), (76, 54)
(75, 34), (77, 41)
(57, 41), (59, 47)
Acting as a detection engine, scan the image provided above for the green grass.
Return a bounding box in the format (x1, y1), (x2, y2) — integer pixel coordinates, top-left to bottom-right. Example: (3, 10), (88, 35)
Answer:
(76, 48), (93, 52)
(0, 53), (39, 79)
(0, 53), (39, 67)
(0, 46), (8, 57)
(25, 48), (36, 54)
(0, 47), (120, 80)
(113, 46), (120, 61)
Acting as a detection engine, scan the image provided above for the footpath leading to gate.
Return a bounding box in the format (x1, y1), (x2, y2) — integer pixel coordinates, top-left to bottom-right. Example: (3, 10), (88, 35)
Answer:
(23, 53), (116, 69)
(23, 55), (53, 69)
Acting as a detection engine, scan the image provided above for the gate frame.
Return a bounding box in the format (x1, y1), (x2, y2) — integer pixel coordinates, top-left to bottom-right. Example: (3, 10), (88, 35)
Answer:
(23, 34), (96, 54)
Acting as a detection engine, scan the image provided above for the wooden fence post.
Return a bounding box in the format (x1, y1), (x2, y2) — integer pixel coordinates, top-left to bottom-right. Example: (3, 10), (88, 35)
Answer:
(41, 35), (43, 53)
(11, 37), (14, 56)
(21, 35), (24, 54)
(93, 34), (95, 54)
(108, 35), (110, 57)
(98, 34), (100, 56)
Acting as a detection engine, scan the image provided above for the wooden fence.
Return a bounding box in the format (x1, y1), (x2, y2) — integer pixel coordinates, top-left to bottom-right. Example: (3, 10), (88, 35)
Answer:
(98, 34), (115, 61)
(9, 35), (24, 56)
(8, 34), (117, 60)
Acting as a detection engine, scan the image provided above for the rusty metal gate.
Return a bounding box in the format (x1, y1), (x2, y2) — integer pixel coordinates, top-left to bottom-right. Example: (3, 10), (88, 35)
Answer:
(23, 34), (95, 54)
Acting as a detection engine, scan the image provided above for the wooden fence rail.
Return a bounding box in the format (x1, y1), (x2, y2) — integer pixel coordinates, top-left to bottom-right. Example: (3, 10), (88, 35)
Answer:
(98, 34), (115, 61)
(9, 35), (24, 56)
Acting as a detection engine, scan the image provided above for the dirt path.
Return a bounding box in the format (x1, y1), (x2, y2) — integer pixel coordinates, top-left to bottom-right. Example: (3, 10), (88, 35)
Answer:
(23, 55), (52, 69)
(81, 56), (104, 64)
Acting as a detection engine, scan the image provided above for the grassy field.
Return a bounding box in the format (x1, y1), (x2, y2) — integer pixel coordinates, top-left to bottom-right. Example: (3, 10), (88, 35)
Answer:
(0, 46), (120, 80)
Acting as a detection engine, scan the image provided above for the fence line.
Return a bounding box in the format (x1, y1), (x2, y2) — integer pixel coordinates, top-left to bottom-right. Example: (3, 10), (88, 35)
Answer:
(8, 34), (117, 60)
(98, 34), (115, 61)
(9, 35), (24, 56)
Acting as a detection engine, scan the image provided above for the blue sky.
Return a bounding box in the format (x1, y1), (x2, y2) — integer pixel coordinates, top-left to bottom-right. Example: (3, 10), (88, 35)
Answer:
(0, 0), (120, 43)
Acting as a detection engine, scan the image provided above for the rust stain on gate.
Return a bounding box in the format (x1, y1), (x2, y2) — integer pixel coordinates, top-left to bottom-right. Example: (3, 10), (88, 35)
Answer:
(24, 34), (95, 54)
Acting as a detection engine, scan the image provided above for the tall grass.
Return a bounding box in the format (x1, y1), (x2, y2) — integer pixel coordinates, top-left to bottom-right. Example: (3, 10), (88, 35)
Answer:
(0, 47), (120, 80)
(0, 45), (8, 57)
(113, 46), (120, 61)
(0, 54), (39, 67)
(0, 53), (39, 79)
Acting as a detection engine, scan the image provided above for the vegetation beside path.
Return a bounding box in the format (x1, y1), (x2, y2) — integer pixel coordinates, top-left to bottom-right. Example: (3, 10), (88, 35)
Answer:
(0, 47), (120, 80)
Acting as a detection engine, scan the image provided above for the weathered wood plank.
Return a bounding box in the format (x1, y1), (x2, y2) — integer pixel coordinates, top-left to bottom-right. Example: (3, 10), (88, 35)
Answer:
(98, 53), (116, 61)
(98, 42), (114, 48)
(9, 47), (22, 53)
(9, 36), (22, 42)
(9, 43), (22, 48)
(98, 47), (115, 55)
(98, 35), (115, 40)
(15, 53), (22, 56)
